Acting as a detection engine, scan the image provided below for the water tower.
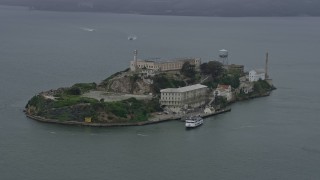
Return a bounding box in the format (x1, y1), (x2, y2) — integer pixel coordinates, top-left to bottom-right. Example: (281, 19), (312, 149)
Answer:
(219, 49), (229, 65)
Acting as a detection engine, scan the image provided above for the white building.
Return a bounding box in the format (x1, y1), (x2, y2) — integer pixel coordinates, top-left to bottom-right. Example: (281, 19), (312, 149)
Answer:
(160, 84), (208, 113)
(248, 69), (265, 82)
(214, 84), (233, 101)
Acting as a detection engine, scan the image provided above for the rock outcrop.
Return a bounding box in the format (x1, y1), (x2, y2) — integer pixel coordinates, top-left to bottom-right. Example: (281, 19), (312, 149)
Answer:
(100, 72), (153, 95)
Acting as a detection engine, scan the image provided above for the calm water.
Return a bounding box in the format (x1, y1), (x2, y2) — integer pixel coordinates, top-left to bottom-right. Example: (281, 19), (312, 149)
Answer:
(1, 6), (320, 180)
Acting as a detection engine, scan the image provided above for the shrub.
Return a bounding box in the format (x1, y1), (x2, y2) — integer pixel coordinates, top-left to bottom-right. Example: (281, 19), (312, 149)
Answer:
(67, 87), (81, 95)
(254, 80), (271, 93)
(70, 83), (97, 94)
(52, 96), (98, 108)
(219, 74), (240, 88)
(152, 74), (185, 92)
(200, 61), (224, 80)
(181, 62), (196, 78)
(105, 101), (128, 118)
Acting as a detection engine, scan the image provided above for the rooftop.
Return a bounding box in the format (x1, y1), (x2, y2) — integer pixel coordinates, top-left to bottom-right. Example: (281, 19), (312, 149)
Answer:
(136, 57), (199, 64)
(217, 84), (231, 90)
(228, 64), (244, 68)
(160, 84), (207, 93)
(252, 68), (265, 74)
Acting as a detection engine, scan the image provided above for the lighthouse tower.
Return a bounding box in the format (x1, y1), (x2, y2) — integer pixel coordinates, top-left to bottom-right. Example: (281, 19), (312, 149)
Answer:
(264, 51), (274, 86)
(265, 52), (269, 79)
(130, 50), (138, 71)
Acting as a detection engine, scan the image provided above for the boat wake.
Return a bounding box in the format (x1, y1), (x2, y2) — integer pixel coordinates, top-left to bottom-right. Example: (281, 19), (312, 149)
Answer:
(233, 125), (257, 130)
(81, 27), (95, 32)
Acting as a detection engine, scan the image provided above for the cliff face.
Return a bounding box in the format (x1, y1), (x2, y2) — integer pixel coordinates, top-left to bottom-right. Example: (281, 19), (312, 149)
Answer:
(100, 73), (153, 95)
(108, 76), (133, 94)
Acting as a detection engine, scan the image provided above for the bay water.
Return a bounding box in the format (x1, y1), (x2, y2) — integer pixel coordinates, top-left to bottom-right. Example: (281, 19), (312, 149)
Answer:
(1, 6), (320, 180)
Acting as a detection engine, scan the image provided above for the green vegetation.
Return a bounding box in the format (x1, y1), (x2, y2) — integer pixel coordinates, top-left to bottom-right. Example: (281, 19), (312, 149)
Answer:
(26, 95), (51, 113)
(52, 96), (98, 108)
(235, 80), (273, 100)
(152, 74), (185, 93)
(253, 80), (272, 94)
(213, 96), (228, 109)
(202, 81), (216, 89)
(180, 62), (196, 78)
(200, 61), (241, 89)
(104, 97), (161, 122)
(26, 91), (160, 123)
(26, 95), (45, 109)
(200, 61), (224, 80)
(52, 83), (97, 96)
(105, 101), (128, 118)
(25, 64), (275, 125)
(71, 83), (97, 93)
(218, 73), (240, 89)
(54, 112), (73, 122)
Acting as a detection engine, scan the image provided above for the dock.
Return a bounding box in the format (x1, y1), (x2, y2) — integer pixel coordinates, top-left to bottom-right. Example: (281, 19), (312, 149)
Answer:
(151, 107), (231, 123)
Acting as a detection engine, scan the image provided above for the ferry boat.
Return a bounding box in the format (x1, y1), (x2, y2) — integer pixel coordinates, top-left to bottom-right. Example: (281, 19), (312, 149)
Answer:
(185, 115), (203, 128)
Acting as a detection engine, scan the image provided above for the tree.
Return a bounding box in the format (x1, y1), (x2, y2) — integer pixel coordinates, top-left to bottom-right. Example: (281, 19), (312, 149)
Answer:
(214, 96), (227, 108)
(254, 80), (272, 93)
(200, 61), (224, 80)
(219, 74), (240, 88)
(67, 87), (81, 95)
(181, 62), (196, 78)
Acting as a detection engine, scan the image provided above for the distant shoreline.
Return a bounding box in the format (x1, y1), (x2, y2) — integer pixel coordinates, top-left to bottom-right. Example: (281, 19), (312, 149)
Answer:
(1, 4), (319, 18)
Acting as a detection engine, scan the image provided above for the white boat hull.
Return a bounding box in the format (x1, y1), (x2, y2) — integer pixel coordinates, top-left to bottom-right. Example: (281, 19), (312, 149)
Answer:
(185, 116), (203, 128)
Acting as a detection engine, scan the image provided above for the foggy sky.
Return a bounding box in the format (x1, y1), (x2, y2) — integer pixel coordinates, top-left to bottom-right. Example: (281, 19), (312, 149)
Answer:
(0, 0), (319, 17)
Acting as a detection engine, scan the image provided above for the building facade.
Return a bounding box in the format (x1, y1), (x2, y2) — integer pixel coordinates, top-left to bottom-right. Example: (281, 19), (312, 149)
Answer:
(214, 84), (233, 101)
(239, 82), (254, 94)
(130, 58), (201, 72)
(248, 69), (265, 82)
(227, 64), (244, 74)
(160, 84), (208, 113)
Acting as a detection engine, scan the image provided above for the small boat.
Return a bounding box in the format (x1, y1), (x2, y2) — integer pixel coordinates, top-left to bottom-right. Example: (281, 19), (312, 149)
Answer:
(185, 115), (203, 128)
(128, 35), (137, 40)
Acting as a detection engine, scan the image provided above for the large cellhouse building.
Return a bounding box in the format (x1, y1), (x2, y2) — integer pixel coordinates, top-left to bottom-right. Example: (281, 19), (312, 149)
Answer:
(130, 50), (201, 72)
(160, 84), (208, 113)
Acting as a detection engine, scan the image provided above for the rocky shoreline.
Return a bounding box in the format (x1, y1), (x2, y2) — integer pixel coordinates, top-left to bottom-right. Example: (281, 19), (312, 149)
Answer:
(25, 107), (232, 127)
(24, 88), (273, 127)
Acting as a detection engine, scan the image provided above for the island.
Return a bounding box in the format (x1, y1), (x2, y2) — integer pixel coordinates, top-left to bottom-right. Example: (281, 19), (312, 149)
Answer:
(25, 50), (275, 127)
